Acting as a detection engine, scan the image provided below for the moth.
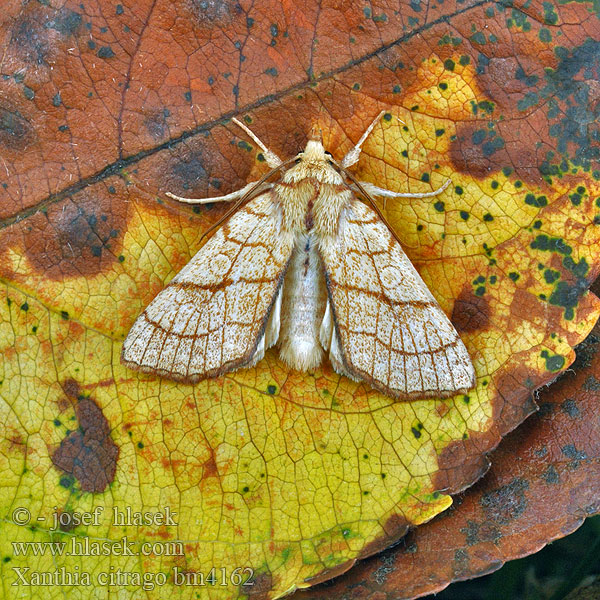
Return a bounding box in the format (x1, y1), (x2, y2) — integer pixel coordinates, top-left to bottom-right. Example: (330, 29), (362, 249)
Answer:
(121, 112), (475, 400)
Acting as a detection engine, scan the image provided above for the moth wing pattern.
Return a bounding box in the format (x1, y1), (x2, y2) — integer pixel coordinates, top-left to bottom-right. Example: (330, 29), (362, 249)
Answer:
(319, 198), (476, 400)
(121, 192), (294, 382)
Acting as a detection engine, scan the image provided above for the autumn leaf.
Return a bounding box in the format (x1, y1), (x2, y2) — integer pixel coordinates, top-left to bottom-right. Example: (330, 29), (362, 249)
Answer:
(0, 0), (599, 599)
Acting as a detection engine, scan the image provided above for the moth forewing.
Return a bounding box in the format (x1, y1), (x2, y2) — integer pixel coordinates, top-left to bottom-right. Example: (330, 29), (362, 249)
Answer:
(120, 191), (294, 382)
(122, 114), (476, 400)
(318, 199), (475, 400)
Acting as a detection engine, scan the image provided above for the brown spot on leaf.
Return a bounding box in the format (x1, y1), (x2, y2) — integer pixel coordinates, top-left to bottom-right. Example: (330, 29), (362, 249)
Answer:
(434, 437), (491, 494)
(359, 513), (410, 558)
(436, 402), (451, 418)
(51, 379), (118, 493)
(203, 446), (219, 478)
(245, 571), (273, 599)
(6, 431), (26, 457)
(0, 105), (36, 152)
(452, 286), (491, 333)
(188, 0), (242, 25)
(493, 362), (539, 436)
(82, 377), (117, 390)
(56, 394), (71, 412)
(144, 109), (169, 140)
(510, 288), (544, 323)
(55, 510), (78, 533)
(12, 185), (129, 280)
(9, 6), (82, 66)
(62, 378), (80, 400)
(450, 123), (508, 179)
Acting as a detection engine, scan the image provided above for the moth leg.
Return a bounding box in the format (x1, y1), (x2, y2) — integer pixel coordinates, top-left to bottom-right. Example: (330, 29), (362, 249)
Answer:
(232, 117), (283, 168)
(353, 178), (451, 198)
(165, 181), (272, 204)
(341, 110), (386, 168)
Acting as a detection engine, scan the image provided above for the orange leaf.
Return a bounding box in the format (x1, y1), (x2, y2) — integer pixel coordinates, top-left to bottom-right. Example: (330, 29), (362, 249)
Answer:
(0, 0), (598, 598)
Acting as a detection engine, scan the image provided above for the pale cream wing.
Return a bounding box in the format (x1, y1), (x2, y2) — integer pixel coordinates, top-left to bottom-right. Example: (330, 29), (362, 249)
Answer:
(121, 192), (294, 383)
(319, 199), (475, 400)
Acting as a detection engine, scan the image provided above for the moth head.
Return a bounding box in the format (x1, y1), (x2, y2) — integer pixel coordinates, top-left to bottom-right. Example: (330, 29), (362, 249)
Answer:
(300, 124), (328, 164)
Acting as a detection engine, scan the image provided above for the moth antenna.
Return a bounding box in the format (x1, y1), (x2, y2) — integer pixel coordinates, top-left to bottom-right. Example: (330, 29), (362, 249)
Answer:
(197, 156), (296, 243)
(331, 160), (405, 248)
(353, 178), (452, 199)
(341, 110), (386, 168)
(165, 181), (267, 205)
(232, 117), (283, 168)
